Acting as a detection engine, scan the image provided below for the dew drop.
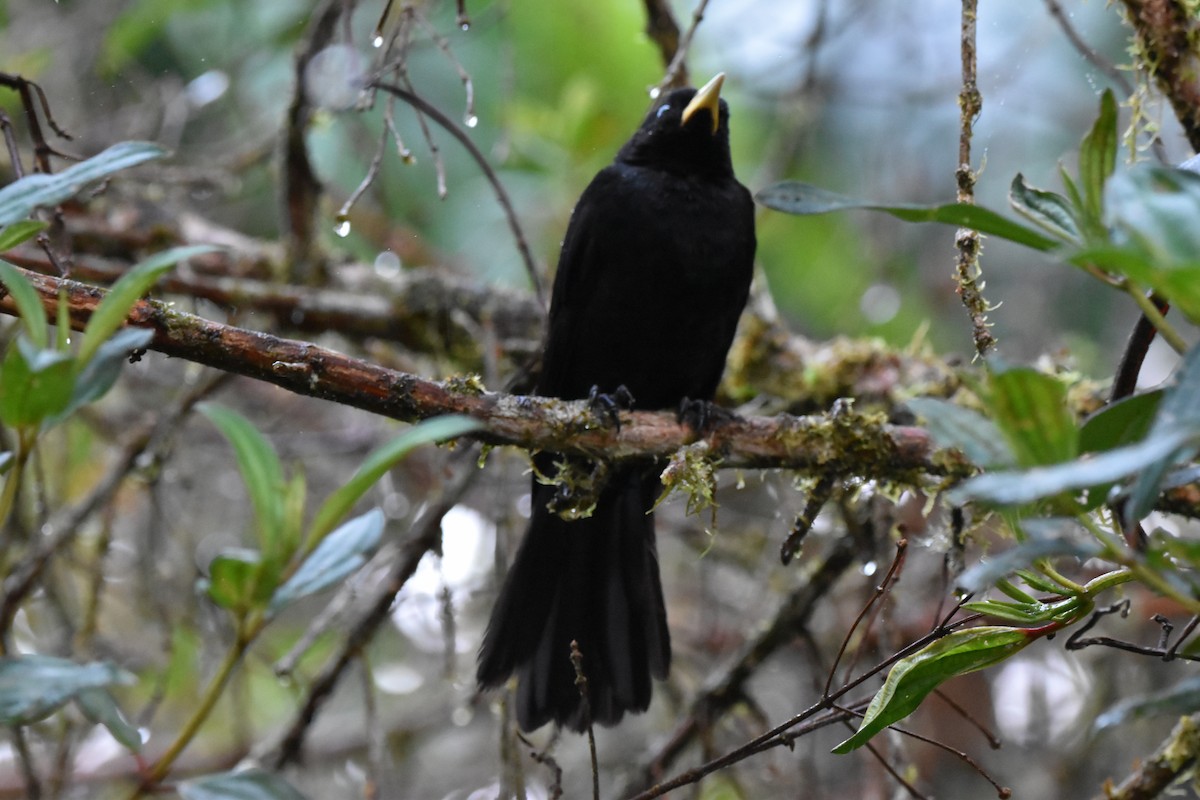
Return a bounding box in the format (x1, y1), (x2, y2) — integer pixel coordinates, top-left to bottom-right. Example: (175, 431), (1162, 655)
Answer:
(464, 113), (478, 129)
(372, 34), (385, 48)
(334, 218), (352, 238)
(374, 249), (402, 278)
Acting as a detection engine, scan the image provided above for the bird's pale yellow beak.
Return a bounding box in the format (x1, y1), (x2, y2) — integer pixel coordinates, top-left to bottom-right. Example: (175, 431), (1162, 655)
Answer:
(681, 72), (725, 134)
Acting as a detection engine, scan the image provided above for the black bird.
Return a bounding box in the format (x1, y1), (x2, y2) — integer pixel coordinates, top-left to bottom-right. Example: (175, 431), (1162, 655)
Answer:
(477, 73), (756, 731)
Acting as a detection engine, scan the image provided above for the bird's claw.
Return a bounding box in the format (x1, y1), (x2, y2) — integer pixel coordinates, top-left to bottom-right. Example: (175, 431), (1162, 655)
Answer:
(678, 397), (738, 434)
(588, 385), (635, 431)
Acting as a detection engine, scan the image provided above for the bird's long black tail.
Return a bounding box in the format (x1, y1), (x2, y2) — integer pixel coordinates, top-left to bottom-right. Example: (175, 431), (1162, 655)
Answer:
(477, 465), (671, 731)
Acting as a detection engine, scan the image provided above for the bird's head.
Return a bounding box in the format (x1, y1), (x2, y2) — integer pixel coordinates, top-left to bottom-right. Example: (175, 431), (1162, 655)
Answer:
(617, 73), (735, 178)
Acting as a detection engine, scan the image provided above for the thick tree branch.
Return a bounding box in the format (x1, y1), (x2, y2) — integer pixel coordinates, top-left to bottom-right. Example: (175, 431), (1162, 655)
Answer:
(0, 263), (959, 478)
(1120, 0), (1200, 151)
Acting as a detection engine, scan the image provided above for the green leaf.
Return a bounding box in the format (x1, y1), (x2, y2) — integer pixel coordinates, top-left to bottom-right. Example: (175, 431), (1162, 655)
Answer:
(0, 142), (167, 227)
(957, 532), (1100, 594)
(206, 548), (263, 612)
(753, 182), (1061, 252)
(269, 508), (385, 613)
(1077, 391), (1164, 509)
(0, 220), (49, 251)
(1092, 166), (1200, 322)
(0, 337), (75, 427)
(178, 768), (309, 800)
(75, 688), (141, 752)
(78, 245), (218, 366)
(200, 405), (286, 553)
(1094, 675), (1200, 732)
(1080, 391), (1163, 454)
(1079, 89), (1118, 224)
(0, 259), (49, 348)
(48, 327), (156, 426)
(833, 627), (1032, 753)
(947, 427), (1192, 507)
(306, 415), (480, 545)
(1059, 164), (1085, 216)
(987, 365), (1078, 467)
(906, 397), (1015, 468)
(1127, 343), (1200, 523)
(962, 595), (1085, 625)
(0, 656), (133, 725)
(1008, 174), (1081, 244)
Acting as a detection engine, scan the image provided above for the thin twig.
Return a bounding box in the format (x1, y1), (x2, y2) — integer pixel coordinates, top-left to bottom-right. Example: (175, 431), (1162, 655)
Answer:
(825, 539), (908, 699)
(1043, 0), (1135, 96)
(657, 0), (712, 92)
(370, 80), (545, 307)
(954, 0), (995, 357)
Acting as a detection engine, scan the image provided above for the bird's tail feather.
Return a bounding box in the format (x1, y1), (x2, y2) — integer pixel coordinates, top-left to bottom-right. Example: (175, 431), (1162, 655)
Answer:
(477, 471), (670, 731)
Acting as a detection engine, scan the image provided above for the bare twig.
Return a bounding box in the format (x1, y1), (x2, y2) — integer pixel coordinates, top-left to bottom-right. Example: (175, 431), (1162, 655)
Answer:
(1043, 0), (1135, 96)
(657, 0), (713, 93)
(954, 0), (995, 357)
(370, 80), (545, 306)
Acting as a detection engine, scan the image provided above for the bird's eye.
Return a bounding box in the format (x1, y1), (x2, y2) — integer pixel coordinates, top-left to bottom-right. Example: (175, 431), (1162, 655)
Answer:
(655, 104), (671, 119)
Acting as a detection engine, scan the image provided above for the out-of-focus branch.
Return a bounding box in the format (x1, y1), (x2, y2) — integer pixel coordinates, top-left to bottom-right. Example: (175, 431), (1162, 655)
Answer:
(0, 263), (960, 478)
(280, 0), (341, 281)
(5, 247), (544, 366)
(1097, 713), (1200, 800)
(1120, 0), (1200, 151)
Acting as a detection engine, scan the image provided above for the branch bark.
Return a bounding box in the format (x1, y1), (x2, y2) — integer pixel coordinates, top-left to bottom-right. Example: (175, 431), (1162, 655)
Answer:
(0, 263), (960, 478)
(1120, 0), (1200, 151)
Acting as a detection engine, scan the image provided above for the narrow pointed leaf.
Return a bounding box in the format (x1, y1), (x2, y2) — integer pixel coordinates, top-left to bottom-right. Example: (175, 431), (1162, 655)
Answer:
(178, 769), (309, 800)
(0, 260), (49, 348)
(0, 656), (133, 725)
(958, 537), (1100, 593)
(75, 688), (141, 752)
(307, 415), (479, 544)
(1094, 675), (1200, 732)
(1079, 89), (1118, 223)
(833, 627), (1031, 753)
(1009, 174), (1081, 244)
(200, 405), (286, 551)
(269, 508), (385, 613)
(0, 141), (167, 226)
(48, 327), (156, 425)
(0, 220), (49, 252)
(906, 397), (1014, 468)
(947, 427), (1192, 507)
(754, 182), (1060, 251)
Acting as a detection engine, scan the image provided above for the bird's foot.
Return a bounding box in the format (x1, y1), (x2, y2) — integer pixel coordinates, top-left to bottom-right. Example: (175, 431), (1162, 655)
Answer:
(588, 385), (635, 431)
(678, 398), (739, 434)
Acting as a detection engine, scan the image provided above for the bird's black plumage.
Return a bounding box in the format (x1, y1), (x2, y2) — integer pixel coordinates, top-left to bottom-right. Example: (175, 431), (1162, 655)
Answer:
(477, 75), (756, 731)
